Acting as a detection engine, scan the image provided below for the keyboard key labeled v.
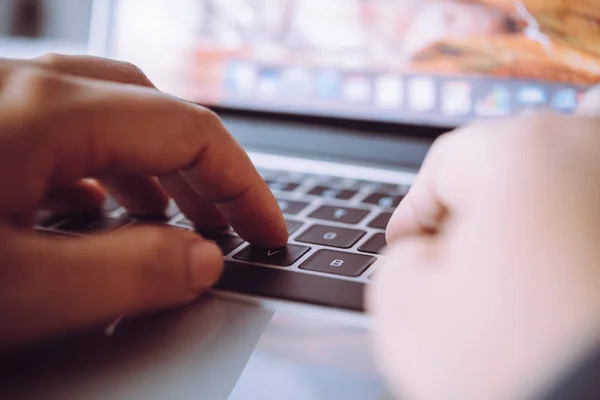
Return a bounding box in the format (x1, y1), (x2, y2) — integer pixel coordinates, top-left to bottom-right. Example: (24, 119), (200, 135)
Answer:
(234, 244), (310, 267)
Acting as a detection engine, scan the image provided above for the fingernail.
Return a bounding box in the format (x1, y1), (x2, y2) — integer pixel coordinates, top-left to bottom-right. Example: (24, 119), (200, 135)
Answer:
(189, 241), (224, 292)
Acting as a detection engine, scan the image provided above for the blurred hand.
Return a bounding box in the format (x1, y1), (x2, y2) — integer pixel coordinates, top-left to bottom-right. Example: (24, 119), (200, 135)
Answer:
(368, 88), (600, 400)
(0, 55), (287, 348)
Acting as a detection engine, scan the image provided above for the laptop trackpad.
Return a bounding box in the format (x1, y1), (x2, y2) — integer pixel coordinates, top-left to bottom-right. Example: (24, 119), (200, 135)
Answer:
(1, 297), (273, 400)
(1, 298), (388, 399)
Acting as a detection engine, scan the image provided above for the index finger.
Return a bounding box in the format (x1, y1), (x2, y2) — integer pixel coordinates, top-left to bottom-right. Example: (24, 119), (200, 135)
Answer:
(386, 136), (450, 243)
(2, 65), (287, 247)
(386, 127), (483, 244)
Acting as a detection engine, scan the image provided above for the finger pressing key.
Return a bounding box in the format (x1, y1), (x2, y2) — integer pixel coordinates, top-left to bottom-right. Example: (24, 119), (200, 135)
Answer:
(27, 54), (287, 246)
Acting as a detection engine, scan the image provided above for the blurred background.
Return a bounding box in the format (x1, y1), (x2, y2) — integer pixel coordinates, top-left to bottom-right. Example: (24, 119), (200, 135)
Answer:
(0, 0), (93, 57)
(1, 0), (599, 125)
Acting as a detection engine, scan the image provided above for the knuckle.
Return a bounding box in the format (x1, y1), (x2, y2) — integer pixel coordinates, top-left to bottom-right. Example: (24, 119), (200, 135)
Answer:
(200, 107), (220, 122)
(202, 108), (225, 129)
(182, 105), (222, 136)
(9, 67), (73, 105)
(1, 67), (79, 131)
(117, 61), (144, 76)
(36, 52), (66, 67)
(187, 105), (222, 129)
(114, 61), (152, 86)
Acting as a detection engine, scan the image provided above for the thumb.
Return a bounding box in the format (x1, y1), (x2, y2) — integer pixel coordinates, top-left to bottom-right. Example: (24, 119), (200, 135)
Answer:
(0, 226), (223, 347)
(576, 86), (600, 117)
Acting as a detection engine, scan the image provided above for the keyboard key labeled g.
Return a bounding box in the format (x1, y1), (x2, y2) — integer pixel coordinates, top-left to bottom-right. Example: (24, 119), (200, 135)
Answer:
(300, 250), (376, 277)
(234, 244), (310, 267)
(296, 225), (366, 249)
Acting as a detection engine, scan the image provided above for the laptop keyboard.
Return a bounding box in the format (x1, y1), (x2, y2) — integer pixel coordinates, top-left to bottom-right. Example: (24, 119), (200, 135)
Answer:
(35, 167), (410, 310)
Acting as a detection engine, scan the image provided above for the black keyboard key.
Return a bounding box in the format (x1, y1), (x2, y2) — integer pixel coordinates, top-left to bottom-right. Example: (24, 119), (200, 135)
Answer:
(234, 244), (310, 267)
(363, 193), (403, 209)
(358, 233), (388, 255)
(55, 214), (128, 234)
(307, 186), (358, 200)
(266, 181), (300, 192)
(312, 175), (372, 190)
(296, 225), (366, 249)
(375, 183), (410, 195)
(203, 234), (244, 255)
(314, 175), (350, 185)
(300, 250), (376, 277)
(286, 219), (303, 235)
(337, 178), (371, 190)
(369, 212), (393, 230)
(309, 206), (369, 225)
(277, 199), (310, 215)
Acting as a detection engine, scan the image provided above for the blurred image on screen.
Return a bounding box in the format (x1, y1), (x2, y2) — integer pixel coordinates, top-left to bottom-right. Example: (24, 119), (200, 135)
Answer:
(109, 0), (600, 127)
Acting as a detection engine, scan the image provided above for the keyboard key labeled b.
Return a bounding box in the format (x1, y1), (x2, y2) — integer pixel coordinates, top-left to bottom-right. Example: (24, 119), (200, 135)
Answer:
(358, 233), (388, 255)
(300, 250), (376, 277)
(296, 225), (366, 249)
(363, 193), (403, 209)
(234, 244), (310, 267)
(309, 206), (369, 224)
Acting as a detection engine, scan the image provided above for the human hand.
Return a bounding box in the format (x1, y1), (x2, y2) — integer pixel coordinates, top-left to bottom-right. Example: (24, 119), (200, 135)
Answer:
(368, 88), (600, 400)
(0, 55), (287, 348)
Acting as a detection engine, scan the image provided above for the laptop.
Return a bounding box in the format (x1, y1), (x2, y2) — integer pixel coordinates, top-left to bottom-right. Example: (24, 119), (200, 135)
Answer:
(39, 0), (595, 316)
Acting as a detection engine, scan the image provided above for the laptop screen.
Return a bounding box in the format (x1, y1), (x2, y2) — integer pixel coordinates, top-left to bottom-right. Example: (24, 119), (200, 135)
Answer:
(107, 0), (600, 127)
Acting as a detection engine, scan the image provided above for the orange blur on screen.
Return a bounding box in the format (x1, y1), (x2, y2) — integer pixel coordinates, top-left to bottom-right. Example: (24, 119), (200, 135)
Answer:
(188, 0), (600, 98)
